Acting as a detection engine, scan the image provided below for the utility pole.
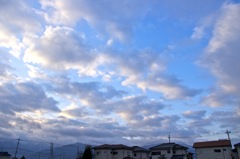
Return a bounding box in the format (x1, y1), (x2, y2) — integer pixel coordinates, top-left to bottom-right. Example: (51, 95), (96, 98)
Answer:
(77, 145), (80, 159)
(50, 142), (54, 159)
(225, 129), (231, 141)
(14, 138), (20, 158)
(225, 129), (233, 158)
(168, 133), (171, 143)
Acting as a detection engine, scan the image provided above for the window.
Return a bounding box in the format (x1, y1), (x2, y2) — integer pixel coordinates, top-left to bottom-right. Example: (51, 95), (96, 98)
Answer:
(152, 152), (161, 156)
(96, 151), (101, 155)
(223, 149), (227, 151)
(134, 153), (137, 157)
(167, 150), (170, 154)
(214, 149), (221, 153)
(112, 151), (118, 155)
(173, 150), (176, 154)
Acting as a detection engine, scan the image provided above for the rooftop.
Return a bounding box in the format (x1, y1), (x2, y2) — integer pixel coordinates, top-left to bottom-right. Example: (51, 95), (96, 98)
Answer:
(234, 143), (240, 147)
(150, 143), (188, 150)
(93, 144), (132, 150)
(193, 140), (231, 148)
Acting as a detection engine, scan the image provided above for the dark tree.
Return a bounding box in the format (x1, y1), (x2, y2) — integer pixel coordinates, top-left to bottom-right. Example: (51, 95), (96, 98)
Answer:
(82, 145), (93, 159)
(20, 155), (26, 159)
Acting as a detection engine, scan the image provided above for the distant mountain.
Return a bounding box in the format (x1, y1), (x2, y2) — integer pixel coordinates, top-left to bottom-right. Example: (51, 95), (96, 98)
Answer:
(0, 139), (49, 158)
(0, 139), (87, 159)
(29, 142), (86, 159)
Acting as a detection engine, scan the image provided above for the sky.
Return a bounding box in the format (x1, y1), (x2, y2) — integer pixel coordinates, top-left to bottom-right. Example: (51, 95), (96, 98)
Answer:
(0, 0), (240, 147)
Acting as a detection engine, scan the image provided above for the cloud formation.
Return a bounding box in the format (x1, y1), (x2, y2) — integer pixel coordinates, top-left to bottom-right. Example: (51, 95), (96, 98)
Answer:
(200, 3), (240, 107)
(0, 0), (239, 147)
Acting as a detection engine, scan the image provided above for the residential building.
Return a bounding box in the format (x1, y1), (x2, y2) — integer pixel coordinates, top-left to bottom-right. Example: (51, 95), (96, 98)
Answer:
(149, 143), (189, 159)
(93, 144), (133, 159)
(0, 152), (11, 159)
(132, 146), (150, 159)
(234, 143), (240, 159)
(193, 139), (232, 159)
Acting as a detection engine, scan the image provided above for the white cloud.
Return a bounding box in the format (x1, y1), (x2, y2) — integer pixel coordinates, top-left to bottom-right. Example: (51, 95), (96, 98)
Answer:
(200, 3), (240, 107)
(0, 0), (42, 58)
(23, 26), (105, 76)
(191, 14), (216, 40)
(111, 50), (200, 99)
(39, 0), (150, 42)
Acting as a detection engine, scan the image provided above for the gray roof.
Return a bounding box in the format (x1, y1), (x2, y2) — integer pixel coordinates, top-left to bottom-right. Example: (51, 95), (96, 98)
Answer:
(234, 143), (240, 147)
(93, 144), (132, 150)
(171, 155), (185, 159)
(132, 146), (150, 152)
(149, 143), (188, 151)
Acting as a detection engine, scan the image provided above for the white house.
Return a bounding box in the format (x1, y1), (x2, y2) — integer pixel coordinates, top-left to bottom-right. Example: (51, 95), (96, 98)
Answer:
(149, 143), (189, 159)
(234, 143), (240, 159)
(193, 139), (232, 159)
(93, 144), (133, 159)
(132, 146), (150, 159)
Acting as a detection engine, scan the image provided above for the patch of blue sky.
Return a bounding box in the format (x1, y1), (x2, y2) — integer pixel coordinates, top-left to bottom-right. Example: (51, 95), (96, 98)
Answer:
(132, 18), (174, 50)
(132, 16), (197, 52)
(9, 55), (29, 79)
(166, 49), (215, 90)
(74, 19), (103, 46)
(26, 0), (41, 9)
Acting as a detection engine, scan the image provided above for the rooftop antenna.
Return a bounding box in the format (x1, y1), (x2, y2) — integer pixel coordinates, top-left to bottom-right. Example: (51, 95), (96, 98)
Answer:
(168, 133), (171, 143)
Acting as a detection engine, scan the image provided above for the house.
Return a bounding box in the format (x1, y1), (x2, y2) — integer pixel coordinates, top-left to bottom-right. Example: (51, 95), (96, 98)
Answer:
(132, 146), (150, 159)
(93, 144), (133, 159)
(149, 143), (189, 159)
(193, 139), (232, 159)
(234, 143), (240, 159)
(0, 152), (11, 159)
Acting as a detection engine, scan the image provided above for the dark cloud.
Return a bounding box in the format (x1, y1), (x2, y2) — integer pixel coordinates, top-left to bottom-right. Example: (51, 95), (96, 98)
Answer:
(0, 81), (59, 114)
(211, 109), (240, 129)
(99, 95), (166, 117)
(182, 110), (207, 119)
(49, 77), (127, 107)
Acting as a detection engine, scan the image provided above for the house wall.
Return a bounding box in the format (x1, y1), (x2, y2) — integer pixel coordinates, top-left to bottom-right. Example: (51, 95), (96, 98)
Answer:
(195, 146), (232, 159)
(236, 146), (240, 159)
(133, 152), (149, 159)
(151, 149), (187, 159)
(94, 149), (132, 159)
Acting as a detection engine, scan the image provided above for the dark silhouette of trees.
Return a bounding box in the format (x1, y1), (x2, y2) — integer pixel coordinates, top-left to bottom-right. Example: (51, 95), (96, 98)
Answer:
(20, 155), (26, 159)
(82, 145), (92, 159)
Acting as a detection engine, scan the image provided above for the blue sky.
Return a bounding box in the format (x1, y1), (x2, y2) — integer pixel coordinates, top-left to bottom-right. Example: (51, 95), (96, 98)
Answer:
(0, 0), (240, 146)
